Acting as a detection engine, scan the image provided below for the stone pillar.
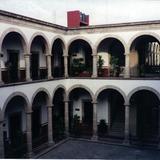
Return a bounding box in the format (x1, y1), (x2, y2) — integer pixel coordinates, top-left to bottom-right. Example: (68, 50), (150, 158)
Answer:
(0, 52), (4, 84)
(46, 54), (53, 79)
(124, 53), (130, 78)
(0, 120), (4, 158)
(124, 104), (130, 145)
(92, 53), (98, 78)
(158, 106), (160, 149)
(64, 100), (69, 136)
(47, 105), (54, 145)
(63, 55), (68, 78)
(24, 54), (31, 81)
(92, 101), (98, 140)
(26, 111), (33, 158)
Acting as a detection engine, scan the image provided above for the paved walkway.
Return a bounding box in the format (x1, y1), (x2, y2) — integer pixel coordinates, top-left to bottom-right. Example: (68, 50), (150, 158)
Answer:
(38, 139), (160, 159)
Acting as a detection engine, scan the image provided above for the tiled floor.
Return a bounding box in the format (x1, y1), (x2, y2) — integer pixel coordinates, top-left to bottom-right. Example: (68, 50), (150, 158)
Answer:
(38, 139), (160, 159)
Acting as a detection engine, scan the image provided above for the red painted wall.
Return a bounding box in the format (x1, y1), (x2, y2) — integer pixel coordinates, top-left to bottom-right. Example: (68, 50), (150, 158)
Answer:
(67, 10), (89, 28)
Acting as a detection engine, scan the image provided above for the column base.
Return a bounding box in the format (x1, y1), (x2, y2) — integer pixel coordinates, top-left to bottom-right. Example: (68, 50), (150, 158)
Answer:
(48, 140), (55, 147)
(0, 81), (4, 85)
(26, 78), (32, 82)
(65, 131), (69, 137)
(48, 76), (53, 80)
(123, 138), (130, 145)
(91, 74), (97, 78)
(124, 74), (130, 78)
(91, 134), (98, 141)
(26, 151), (33, 158)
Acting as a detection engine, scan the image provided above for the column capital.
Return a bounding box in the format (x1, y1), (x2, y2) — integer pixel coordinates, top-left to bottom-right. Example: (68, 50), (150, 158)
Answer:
(63, 54), (68, 57)
(92, 53), (97, 57)
(26, 110), (33, 114)
(45, 54), (52, 57)
(124, 53), (130, 56)
(124, 103), (130, 107)
(92, 100), (98, 104)
(47, 105), (53, 108)
(64, 100), (69, 103)
(24, 54), (30, 57)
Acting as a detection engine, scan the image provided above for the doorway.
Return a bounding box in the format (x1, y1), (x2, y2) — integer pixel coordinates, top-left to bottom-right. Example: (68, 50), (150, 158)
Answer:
(32, 107), (41, 139)
(7, 50), (19, 82)
(31, 52), (39, 80)
(83, 101), (93, 125)
(9, 112), (22, 146)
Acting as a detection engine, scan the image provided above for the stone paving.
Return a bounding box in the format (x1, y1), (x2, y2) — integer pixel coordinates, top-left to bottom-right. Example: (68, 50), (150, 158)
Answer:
(38, 139), (160, 159)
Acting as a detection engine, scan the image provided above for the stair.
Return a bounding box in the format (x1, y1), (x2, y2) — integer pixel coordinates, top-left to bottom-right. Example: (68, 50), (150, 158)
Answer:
(109, 122), (124, 138)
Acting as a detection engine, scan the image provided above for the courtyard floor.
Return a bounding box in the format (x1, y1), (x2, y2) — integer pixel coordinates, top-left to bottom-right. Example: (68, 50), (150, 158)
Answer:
(37, 139), (160, 159)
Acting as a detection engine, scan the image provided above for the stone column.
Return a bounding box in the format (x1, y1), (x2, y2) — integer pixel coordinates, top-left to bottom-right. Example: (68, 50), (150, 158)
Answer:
(124, 53), (130, 78)
(0, 52), (4, 84)
(0, 120), (4, 158)
(47, 105), (54, 145)
(46, 54), (53, 79)
(26, 110), (33, 158)
(124, 104), (130, 145)
(64, 100), (69, 136)
(158, 106), (160, 149)
(24, 54), (31, 81)
(92, 53), (98, 78)
(92, 101), (98, 140)
(63, 54), (68, 78)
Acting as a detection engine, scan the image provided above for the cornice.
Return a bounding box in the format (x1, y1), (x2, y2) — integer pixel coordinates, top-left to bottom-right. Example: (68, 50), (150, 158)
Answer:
(0, 10), (160, 35)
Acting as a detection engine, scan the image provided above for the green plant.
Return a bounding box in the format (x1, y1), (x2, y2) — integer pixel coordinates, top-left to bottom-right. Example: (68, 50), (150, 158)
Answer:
(97, 55), (104, 76)
(97, 55), (104, 70)
(71, 114), (81, 137)
(71, 58), (85, 76)
(110, 56), (120, 77)
(98, 119), (108, 136)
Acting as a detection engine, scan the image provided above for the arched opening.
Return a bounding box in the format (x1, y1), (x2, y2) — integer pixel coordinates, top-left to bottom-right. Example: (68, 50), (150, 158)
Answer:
(52, 88), (65, 142)
(51, 39), (64, 78)
(130, 35), (160, 77)
(97, 38), (125, 77)
(68, 39), (92, 77)
(97, 89), (125, 139)
(2, 32), (26, 83)
(130, 90), (160, 145)
(30, 36), (48, 80)
(69, 88), (93, 137)
(32, 91), (48, 148)
(4, 96), (27, 158)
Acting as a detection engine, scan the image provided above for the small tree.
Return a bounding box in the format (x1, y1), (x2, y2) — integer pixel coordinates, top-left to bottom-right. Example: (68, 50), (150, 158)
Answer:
(97, 55), (104, 76)
(98, 119), (108, 136)
(110, 56), (120, 77)
(72, 114), (81, 137)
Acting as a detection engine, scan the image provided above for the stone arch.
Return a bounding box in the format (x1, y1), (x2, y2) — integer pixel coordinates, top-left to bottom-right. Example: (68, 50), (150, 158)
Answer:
(1, 92), (30, 120)
(128, 32), (160, 51)
(67, 84), (95, 101)
(67, 36), (94, 55)
(95, 34), (128, 54)
(52, 84), (67, 100)
(95, 85), (128, 104)
(0, 108), (3, 122)
(51, 35), (66, 51)
(31, 88), (52, 105)
(29, 32), (50, 54)
(0, 27), (28, 53)
(127, 86), (160, 102)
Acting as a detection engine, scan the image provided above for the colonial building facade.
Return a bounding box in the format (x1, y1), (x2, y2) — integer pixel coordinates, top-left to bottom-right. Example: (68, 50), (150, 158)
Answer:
(0, 10), (160, 158)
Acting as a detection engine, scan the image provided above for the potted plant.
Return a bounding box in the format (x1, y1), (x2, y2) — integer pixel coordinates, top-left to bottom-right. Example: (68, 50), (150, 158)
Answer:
(98, 119), (108, 137)
(110, 56), (120, 77)
(71, 114), (81, 137)
(97, 55), (104, 77)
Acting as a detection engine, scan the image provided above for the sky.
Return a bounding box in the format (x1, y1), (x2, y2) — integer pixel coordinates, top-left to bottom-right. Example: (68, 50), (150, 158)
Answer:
(0, 0), (160, 26)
